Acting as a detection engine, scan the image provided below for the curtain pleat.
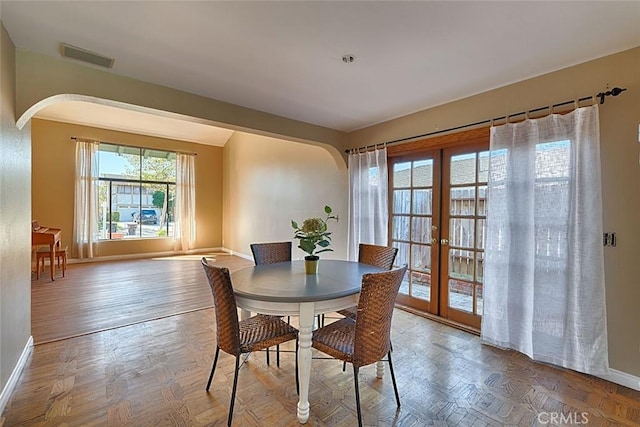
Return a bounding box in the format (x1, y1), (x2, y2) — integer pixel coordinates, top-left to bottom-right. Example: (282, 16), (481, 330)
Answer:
(482, 105), (609, 375)
(348, 148), (389, 261)
(174, 153), (196, 252)
(73, 139), (99, 259)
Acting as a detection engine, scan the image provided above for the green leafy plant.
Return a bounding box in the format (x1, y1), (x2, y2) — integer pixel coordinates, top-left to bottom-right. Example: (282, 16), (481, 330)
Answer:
(291, 205), (339, 259)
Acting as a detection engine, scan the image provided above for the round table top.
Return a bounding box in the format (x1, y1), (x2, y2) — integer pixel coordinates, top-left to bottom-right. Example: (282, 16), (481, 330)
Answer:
(231, 260), (384, 303)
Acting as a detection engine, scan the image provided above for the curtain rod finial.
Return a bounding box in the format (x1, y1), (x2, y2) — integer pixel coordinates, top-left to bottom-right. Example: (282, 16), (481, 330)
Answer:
(597, 87), (627, 104)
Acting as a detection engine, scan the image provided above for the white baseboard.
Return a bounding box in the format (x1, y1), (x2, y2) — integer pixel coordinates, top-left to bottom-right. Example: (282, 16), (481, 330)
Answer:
(0, 336), (33, 415)
(600, 368), (640, 391)
(221, 247), (253, 261)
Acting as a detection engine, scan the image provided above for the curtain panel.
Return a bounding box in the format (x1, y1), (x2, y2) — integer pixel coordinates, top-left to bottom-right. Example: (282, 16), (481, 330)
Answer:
(481, 105), (609, 375)
(348, 147), (389, 261)
(174, 153), (196, 252)
(73, 139), (100, 259)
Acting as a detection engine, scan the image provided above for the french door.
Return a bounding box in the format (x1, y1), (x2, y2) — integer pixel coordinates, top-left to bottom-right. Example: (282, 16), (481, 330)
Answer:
(390, 140), (488, 330)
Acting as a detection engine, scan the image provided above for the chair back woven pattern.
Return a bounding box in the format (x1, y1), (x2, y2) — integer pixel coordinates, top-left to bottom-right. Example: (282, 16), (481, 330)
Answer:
(335, 244), (399, 321)
(201, 259), (242, 356)
(353, 266), (407, 367)
(358, 243), (398, 270)
(250, 241), (292, 265)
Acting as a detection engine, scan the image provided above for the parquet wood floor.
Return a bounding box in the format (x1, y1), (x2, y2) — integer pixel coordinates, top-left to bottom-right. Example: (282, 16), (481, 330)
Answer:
(4, 255), (639, 426)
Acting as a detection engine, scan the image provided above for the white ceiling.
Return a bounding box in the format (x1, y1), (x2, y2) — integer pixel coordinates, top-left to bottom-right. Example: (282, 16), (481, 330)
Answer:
(2, 1), (639, 143)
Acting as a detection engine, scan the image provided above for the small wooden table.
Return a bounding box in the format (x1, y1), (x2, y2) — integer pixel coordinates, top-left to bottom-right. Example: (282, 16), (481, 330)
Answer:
(32, 227), (62, 280)
(231, 260), (384, 424)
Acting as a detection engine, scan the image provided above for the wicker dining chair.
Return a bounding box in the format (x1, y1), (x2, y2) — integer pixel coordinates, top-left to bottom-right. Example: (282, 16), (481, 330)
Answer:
(201, 258), (299, 427)
(250, 241), (292, 367)
(250, 241), (322, 357)
(336, 243), (399, 321)
(311, 265), (407, 427)
(250, 241), (292, 266)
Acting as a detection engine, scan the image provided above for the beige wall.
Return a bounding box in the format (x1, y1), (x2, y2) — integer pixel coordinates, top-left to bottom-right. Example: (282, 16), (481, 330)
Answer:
(223, 132), (348, 260)
(16, 50), (346, 160)
(31, 119), (224, 258)
(0, 22), (32, 400)
(349, 47), (640, 377)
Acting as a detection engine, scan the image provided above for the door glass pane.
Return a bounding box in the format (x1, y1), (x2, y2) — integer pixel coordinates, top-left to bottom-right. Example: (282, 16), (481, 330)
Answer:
(449, 218), (475, 248)
(412, 189), (432, 214)
(478, 151), (490, 183)
(392, 216), (410, 241)
(393, 241), (409, 268)
(411, 244), (431, 273)
(399, 269), (411, 297)
(476, 218), (486, 250)
(448, 279), (473, 312)
(449, 248), (474, 281)
(478, 185), (487, 215)
(393, 190), (411, 214)
(410, 271), (431, 301)
(413, 159), (433, 187)
(450, 187), (476, 215)
(411, 217), (432, 244)
(476, 284), (484, 315)
(476, 252), (484, 283)
(393, 162), (411, 187)
(451, 153), (477, 185)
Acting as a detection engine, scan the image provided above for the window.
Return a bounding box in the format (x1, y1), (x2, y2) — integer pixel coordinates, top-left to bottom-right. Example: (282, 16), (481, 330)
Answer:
(98, 144), (176, 239)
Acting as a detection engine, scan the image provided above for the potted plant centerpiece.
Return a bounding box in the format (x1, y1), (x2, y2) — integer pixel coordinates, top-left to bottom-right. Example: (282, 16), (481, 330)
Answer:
(291, 205), (339, 274)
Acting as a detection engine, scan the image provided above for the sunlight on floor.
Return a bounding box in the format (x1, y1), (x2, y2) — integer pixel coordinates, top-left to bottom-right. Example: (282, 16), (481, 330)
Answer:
(152, 252), (231, 261)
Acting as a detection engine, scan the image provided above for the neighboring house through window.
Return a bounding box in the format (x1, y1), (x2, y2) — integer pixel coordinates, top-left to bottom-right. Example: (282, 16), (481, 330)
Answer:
(98, 143), (176, 239)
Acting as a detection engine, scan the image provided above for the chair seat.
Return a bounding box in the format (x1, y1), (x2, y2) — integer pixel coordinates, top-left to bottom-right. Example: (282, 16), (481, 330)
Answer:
(35, 245), (68, 279)
(239, 314), (298, 353)
(312, 317), (356, 363)
(336, 306), (357, 320)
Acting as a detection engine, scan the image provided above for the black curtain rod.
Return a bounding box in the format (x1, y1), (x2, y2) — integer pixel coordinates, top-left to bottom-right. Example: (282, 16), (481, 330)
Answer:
(70, 136), (197, 156)
(346, 87), (627, 153)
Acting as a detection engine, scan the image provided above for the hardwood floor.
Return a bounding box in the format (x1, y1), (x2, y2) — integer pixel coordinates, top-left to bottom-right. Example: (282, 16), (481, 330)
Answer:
(3, 255), (639, 426)
(31, 253), (253, 344)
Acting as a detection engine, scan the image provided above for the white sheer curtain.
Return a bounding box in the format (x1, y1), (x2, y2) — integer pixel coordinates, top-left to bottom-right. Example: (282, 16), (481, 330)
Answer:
(174, 153), (196, 252)
(348, 147), (389, 261)
(73, 139), (99, 259)
(482, 105), (609, 375)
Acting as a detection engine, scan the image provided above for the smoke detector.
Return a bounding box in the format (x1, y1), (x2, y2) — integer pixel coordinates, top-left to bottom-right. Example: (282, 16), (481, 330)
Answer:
(342, 54), (356, 64)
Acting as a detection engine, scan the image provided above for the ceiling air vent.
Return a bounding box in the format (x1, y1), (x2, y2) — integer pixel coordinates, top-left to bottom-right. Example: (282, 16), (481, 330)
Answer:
(60, 43), (115, 68)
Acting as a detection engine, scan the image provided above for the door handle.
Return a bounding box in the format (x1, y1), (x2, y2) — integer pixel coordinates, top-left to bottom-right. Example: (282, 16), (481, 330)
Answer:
(440, 239), (449, 246)
(431, 238), (438, 245)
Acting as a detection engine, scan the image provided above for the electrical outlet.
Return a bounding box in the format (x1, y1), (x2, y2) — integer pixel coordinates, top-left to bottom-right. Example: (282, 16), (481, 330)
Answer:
(603, 232), (617, 247)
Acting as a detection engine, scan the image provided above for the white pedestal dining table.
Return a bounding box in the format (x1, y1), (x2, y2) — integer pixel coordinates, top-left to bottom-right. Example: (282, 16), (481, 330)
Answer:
(231, 259), (384, 424)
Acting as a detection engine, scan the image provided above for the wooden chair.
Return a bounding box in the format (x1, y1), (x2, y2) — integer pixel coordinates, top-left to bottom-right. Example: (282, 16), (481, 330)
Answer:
(200, 258), (299, 426)
(35, 245), (68, 279)
(311, 266), (407, 427)
(335, 243), (399, 321)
